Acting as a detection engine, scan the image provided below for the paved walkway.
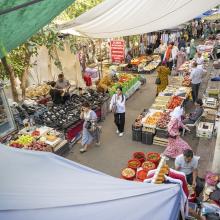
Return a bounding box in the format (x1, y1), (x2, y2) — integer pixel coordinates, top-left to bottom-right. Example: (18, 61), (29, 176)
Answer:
(66, 68), (217, 178)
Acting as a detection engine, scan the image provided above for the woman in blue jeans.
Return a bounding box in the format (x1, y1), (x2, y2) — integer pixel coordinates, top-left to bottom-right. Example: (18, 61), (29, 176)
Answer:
(110, 87), (126, 137)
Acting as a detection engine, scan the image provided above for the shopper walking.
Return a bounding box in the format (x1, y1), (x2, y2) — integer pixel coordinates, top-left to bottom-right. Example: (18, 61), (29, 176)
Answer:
(163, 106), (192, 159)
(190, 62), (204, 103)
(158, 40), (167, 61)
(189, 39), (197, 60)
(178, 37), (186, 50)
(110, 87), (126, 137)
(164, 44), (173, 70)
(176, 47), (187, 71)
(80, 102), (101, 153)
(156, 61), (170, 95)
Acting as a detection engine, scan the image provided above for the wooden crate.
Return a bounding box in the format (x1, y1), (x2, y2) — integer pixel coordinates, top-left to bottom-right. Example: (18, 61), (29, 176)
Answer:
(153, 136), (168, 147)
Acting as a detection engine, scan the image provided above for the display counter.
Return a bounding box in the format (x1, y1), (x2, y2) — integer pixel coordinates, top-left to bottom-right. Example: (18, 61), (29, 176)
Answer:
(0, 84), (17, 138)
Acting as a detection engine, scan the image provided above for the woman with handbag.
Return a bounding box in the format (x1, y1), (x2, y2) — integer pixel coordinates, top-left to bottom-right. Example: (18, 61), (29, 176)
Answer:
(80, 102), (100, 153)
(110, 87), (126, 137)
(163, 106), (191, 158)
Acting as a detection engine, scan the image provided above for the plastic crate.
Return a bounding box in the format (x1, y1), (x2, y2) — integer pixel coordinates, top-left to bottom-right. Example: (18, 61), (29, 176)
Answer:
(141, 131), (154, 145)
(132, 125), (142, 142)
(196, 122), (214, 139)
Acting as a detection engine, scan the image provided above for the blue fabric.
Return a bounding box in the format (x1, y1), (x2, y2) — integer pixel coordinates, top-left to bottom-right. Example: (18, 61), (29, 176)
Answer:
(0, 145), (182, 220)
(211, 76), (220, 81)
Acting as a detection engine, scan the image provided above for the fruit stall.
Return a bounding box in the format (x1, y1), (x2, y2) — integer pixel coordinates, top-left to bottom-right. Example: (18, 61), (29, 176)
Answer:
(106, 72), (142, 98)
(0, 84), (110, 154)
(8, 126), (69, 154)
(130, 54), (161, 73)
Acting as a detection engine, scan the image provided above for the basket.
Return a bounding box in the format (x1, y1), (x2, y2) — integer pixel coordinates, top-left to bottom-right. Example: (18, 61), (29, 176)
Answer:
(133, 152), (146, 164)
(142, 161), (156, 171)
(121, 168), (136, 181)
(146, 152), (161, 166)
(136, 170), (148, 182)
(127, 159), (141, 170)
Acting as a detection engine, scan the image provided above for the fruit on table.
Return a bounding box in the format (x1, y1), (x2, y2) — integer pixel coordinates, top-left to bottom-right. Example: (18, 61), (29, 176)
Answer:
(10, 141), (24, 148)
(156, 112), (171, 129)
(121, 168), (136, 179)
(167, 96), (183, 109)
(144, 112), (162, 125)
(15, 135), (34, 146)
(26, 141), (51, 152)
(182, 76), (191, 87)
(31, 130), (40, 137)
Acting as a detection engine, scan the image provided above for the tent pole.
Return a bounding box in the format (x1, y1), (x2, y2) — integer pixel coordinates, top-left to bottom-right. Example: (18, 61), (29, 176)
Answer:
(99, 39), (102, 79)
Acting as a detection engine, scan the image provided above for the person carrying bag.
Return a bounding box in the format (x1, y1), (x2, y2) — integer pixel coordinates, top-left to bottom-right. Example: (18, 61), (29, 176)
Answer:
(110, 86), (126, 137)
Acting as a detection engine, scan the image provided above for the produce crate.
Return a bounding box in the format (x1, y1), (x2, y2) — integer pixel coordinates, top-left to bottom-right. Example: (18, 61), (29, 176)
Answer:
(153, 136), (168, 147)
(141, 131), (154, 145)
(142, 126), (156, 134)
(132, 125), (142, 142)
(196, 122), (214, 139)
(155, 128), (168, 138)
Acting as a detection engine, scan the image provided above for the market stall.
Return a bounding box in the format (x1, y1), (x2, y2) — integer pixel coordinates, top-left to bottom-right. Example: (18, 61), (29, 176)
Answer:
(0, 83), (110, 154)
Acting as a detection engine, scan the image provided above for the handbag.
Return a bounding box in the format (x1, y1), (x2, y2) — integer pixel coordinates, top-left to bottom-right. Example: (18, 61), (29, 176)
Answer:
(155, 77), (161, 85)
(112, 95), (117, 113)
(85, 121), (92, 130)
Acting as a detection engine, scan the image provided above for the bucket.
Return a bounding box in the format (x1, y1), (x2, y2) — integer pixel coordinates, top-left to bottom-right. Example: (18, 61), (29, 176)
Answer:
(146, 152), (161, 167)
(133, 152), (146, 164)
(128, 159), (141, 170)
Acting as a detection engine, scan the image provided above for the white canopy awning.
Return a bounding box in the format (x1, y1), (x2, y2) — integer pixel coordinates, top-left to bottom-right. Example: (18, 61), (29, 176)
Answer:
(58, 0), (220, 38)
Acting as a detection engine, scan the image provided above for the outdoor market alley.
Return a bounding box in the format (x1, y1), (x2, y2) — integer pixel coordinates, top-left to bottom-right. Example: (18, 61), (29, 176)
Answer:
(66, 72), (216, 178)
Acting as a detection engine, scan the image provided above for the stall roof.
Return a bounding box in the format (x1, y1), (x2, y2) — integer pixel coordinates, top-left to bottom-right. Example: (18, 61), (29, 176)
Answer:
(0, 0), (75, 58)
(0, 144), (182, 220)
(58, 0), (220, 38)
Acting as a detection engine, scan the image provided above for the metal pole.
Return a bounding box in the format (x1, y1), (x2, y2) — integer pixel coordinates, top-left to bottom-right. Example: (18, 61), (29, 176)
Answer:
(99, 39), (103, 79)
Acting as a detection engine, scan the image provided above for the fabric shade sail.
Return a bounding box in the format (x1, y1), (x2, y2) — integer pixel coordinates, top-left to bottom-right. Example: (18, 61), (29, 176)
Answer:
(58, 0), (220, 38)
(0, 144), (182, 220)
(0, 0), (75, 58)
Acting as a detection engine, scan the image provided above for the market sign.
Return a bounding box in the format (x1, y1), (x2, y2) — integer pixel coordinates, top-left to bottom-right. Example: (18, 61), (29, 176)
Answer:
(110, 40), (125, 63)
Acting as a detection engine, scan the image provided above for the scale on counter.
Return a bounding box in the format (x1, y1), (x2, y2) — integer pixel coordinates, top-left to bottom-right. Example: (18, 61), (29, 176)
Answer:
(203, 97), (218, 109)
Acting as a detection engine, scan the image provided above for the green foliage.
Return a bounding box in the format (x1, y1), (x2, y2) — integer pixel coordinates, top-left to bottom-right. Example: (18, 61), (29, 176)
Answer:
(60, 0), (103, 20)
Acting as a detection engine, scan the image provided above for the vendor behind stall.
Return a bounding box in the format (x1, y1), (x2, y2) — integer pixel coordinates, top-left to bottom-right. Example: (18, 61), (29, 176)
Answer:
(55, 73), (71, 102)
(183, 99), (203, 124)
(175, 149), (198, 186)
(49, 81), (63, 104)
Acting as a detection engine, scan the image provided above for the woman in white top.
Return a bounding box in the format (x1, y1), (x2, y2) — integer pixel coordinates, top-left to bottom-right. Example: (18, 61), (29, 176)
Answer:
(110, 87), (126, 137)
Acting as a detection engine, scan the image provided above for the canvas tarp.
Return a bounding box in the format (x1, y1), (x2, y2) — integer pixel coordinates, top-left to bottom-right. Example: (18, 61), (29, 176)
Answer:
(0, 144), (182, 220)
(0, 0), (75, 58)
(58, 0), (220, 38)
(28, 42), (86, 88)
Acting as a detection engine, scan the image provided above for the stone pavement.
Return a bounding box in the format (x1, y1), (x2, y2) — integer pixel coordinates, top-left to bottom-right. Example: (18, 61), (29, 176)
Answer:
(65, 67), (218, 178)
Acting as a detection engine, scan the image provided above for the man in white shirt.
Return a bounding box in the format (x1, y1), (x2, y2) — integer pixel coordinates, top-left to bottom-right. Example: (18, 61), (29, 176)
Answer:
(175, 149), (198, 186)
(190, 62), (204, 103)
